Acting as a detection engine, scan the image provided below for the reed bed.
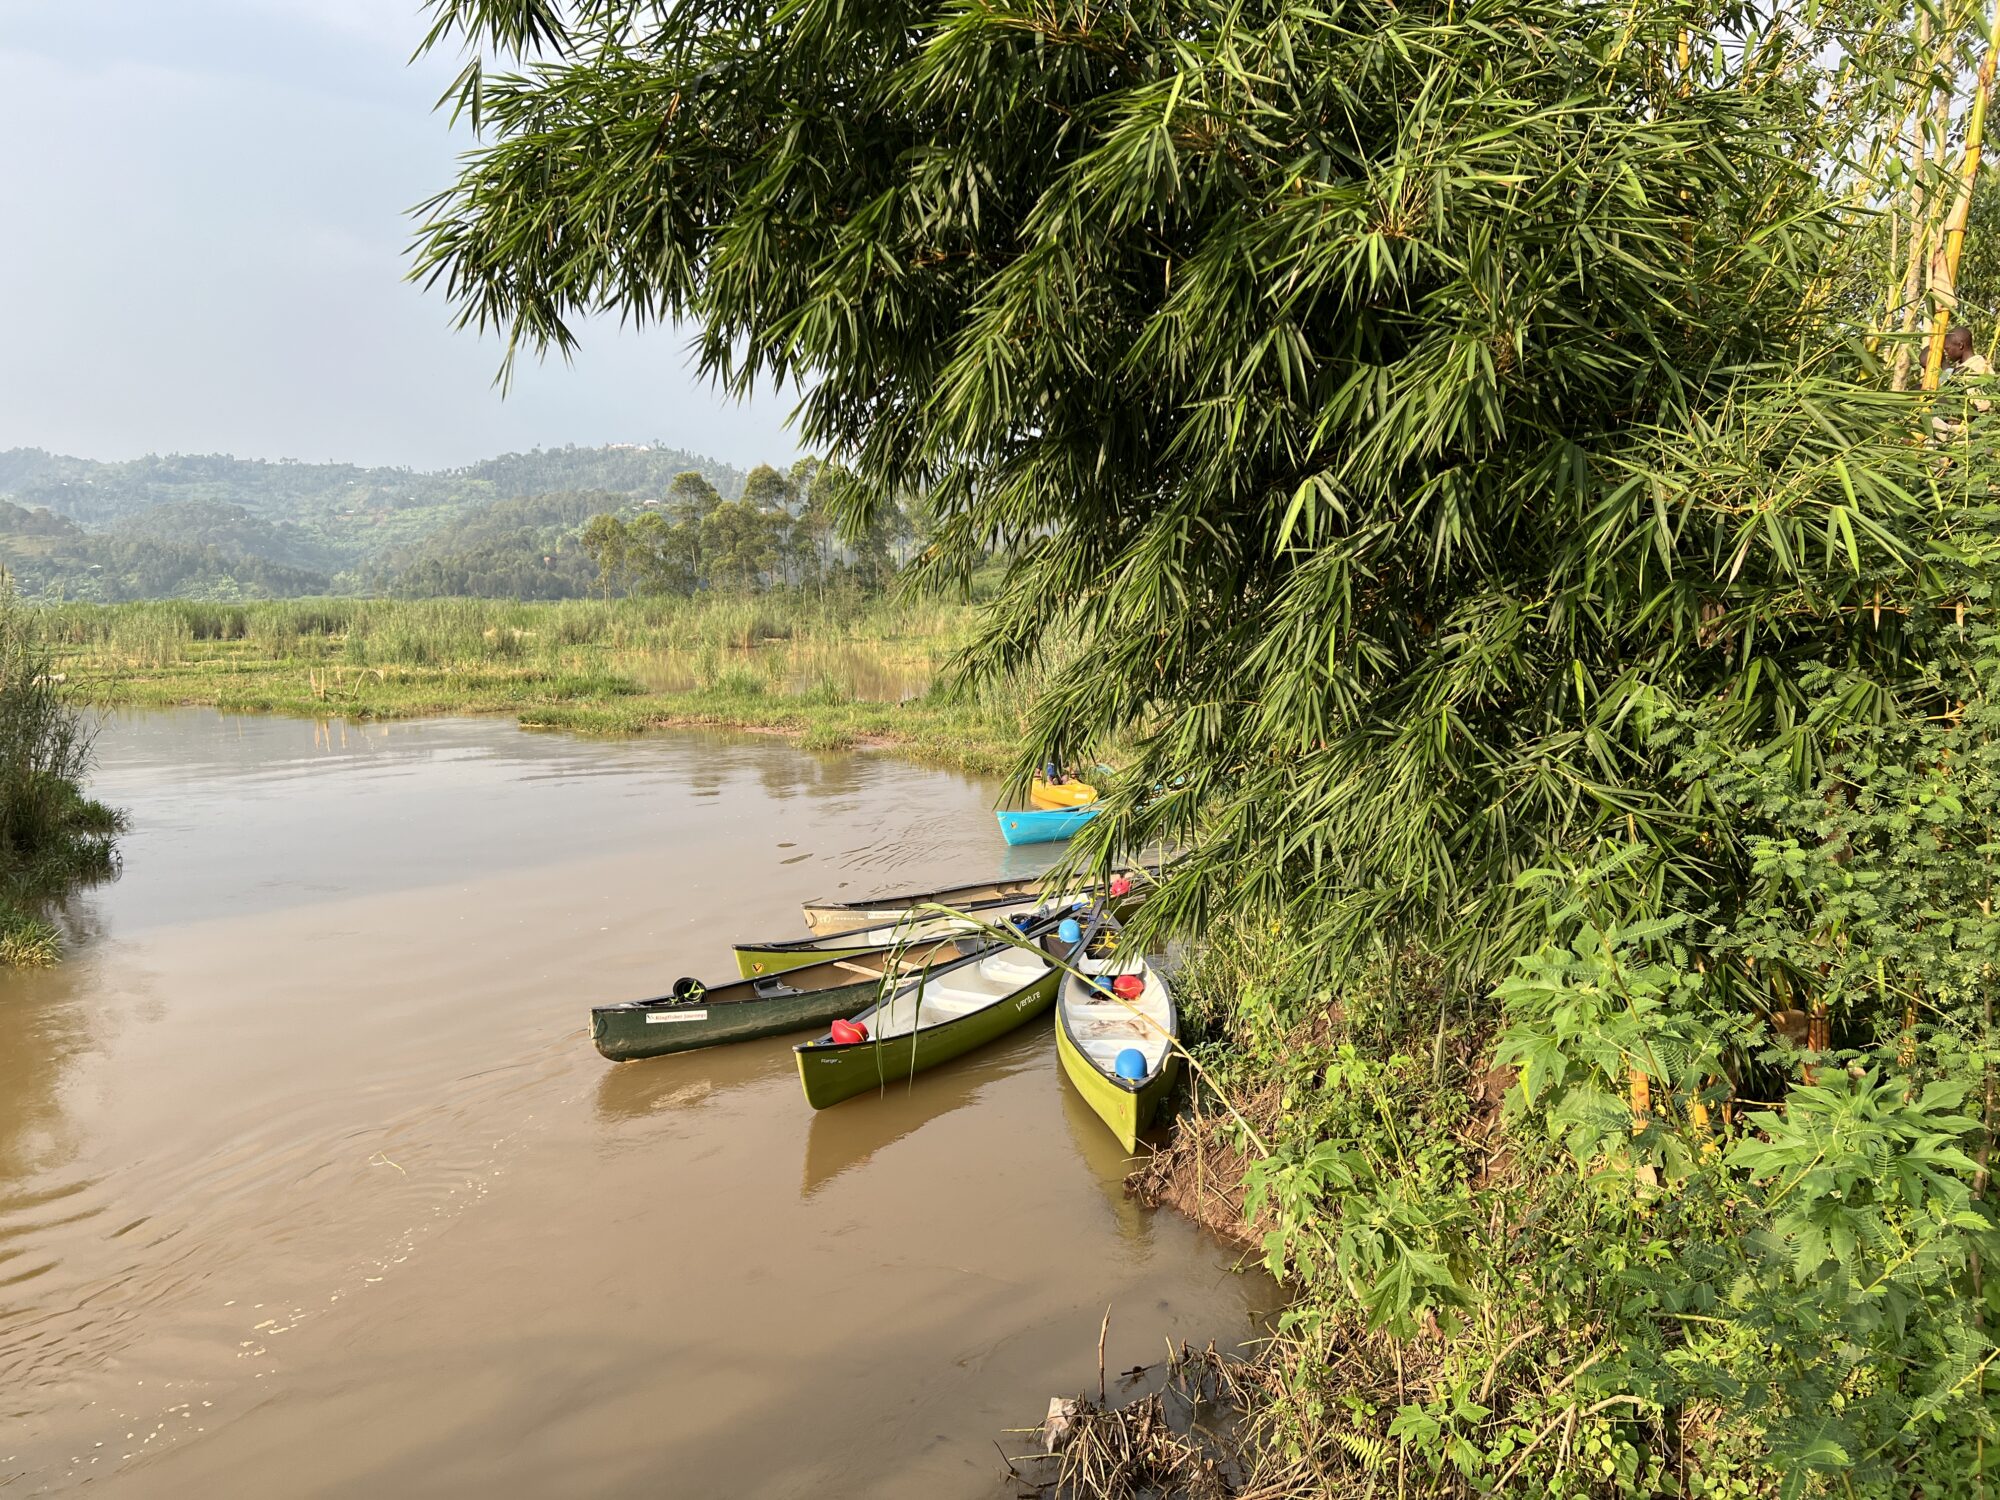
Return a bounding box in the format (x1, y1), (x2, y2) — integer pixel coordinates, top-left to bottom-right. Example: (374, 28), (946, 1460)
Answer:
(27, 594), (1030, 776)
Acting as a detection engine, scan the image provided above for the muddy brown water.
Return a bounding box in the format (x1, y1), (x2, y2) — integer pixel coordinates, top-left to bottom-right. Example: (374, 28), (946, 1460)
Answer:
(0, 710), (1273, 1497)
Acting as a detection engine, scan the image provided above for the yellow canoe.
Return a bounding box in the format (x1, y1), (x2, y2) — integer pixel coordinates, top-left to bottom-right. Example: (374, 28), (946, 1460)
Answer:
(1056, 956), (1178, 1153)
(1030, 776), (1098, 810)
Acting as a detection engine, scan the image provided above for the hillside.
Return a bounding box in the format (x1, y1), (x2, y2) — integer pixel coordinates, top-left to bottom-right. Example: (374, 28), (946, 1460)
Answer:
(0, 500), (331, 602)
(363, 491), (620, 599)
(0, 445), (758, 601)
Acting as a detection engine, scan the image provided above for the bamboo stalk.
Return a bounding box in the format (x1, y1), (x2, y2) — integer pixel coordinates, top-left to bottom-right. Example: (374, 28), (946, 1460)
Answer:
(1926, 3), (2000, 389)
(1893, 13), (1950, 390)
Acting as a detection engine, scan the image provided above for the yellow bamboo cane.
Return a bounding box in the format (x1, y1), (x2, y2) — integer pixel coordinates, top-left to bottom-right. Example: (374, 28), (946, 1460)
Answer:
(1894, 13), (1952, 391)
(1924, 4), (2000, 390)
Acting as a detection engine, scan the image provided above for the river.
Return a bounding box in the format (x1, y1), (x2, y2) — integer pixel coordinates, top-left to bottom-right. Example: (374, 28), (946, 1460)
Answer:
(0, 710), (1271, 1497)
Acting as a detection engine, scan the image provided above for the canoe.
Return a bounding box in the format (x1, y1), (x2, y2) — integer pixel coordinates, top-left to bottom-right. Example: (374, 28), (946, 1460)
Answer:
(1030, 775), (1098, 810)
(799, 863), (1159, 938)
(1055, 941), (1178, 1153)
(593, 934), (982, 1061)
(801, 874), (1047, 938)
(793, 920), (1077, 1109)
(735, 893), (1053, 979)
(997, 806), (1100, 845)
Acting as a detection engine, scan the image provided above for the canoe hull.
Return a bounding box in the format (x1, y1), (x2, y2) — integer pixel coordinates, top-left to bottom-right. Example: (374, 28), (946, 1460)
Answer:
(997, 807), (1100, 846)
(1055, 1001), (1179, 1152)
(593, 976), (880, 1062)
(736, 939), (884, 980)
(737, 898), (1044, 978)
(800, 865), (1155, 938)
(1030, 777), (1098, 810)
(794, 969), (1060, 1109)
(801, 879), (1044, 938)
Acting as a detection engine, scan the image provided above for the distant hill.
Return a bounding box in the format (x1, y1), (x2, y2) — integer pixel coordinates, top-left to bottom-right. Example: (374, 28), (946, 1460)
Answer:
(0, 500), (331, 602)
(105, 499), (343, 574)
(0, 444), (763, 601)
(365, 491), (621, 600)
(0, 444), (746, 533)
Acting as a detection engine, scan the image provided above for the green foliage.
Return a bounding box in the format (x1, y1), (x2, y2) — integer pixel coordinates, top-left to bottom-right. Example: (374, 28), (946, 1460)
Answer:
(1479, 661), (2000, 1495)
(370, 489), (614, 598)
(0, 582), (121, 966)
(0, 909), (62, 968)
(410, 0), (1996, 981)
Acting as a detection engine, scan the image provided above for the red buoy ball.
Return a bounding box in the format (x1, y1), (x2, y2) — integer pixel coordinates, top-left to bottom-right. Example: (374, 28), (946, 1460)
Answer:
(1112, 974), (1144, 1000)
(830, 1018), (869, 1045)
(1109, 877), (1132, 898)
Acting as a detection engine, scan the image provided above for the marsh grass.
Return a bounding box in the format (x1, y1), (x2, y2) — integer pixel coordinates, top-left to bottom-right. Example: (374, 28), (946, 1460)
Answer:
(30, 593), (1028, 776)
(0, 590), (124, 964)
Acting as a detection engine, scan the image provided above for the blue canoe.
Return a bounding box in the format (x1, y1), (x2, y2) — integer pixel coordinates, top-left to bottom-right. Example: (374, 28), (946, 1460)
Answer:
(997, 807), (1101, 845)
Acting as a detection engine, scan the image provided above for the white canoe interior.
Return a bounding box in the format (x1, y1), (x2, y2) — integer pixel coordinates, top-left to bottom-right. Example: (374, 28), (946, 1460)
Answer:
(862, 947), (1053, 1040)
(1061, 963), (1173, 1085)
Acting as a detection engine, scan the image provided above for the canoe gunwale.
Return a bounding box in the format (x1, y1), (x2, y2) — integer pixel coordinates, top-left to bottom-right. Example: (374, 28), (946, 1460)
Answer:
(747, 891), (1043, 961)
(800, 876), (1042, 922)
(799, 969), (1050, 1061)
(800, 911), (1070, 1045)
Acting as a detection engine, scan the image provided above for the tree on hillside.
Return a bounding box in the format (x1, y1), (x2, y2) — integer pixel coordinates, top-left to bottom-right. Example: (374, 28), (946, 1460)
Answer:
(700, 500), (778, 589)
(579, 513), (628, 597)
(665, 470), (720, 527)
(665, 470), (721, 584)
(740, 463), (796, 514)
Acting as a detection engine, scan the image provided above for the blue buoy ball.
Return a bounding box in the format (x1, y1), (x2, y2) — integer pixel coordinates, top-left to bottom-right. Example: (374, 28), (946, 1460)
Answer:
(1114, 1048), (1148, 1082)
(1058, 917), (1082, 944)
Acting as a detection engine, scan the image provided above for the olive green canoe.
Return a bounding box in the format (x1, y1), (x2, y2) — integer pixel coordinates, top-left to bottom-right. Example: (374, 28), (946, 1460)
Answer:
(734, 893), (1062, 979)
(793, 919), (1079, 1109)
(593, 933), (979, 1062)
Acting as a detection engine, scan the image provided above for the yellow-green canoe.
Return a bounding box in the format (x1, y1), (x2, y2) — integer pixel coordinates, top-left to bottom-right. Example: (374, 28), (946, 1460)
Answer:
(1054, 951), (1177, 1153)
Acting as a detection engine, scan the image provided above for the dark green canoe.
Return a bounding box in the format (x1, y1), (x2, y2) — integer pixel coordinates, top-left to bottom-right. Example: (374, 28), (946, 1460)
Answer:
(793, 919), (1078, 1109)
(593, 934), (980, 1062)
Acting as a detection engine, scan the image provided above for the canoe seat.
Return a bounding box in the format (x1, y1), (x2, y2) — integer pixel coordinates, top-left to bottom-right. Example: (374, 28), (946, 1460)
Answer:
(979, 951), (1049, 986)
(915, 983), (995, 1018)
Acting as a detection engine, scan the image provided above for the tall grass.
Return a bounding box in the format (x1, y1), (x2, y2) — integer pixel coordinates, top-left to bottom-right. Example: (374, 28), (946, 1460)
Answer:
(23, 591), (1047, 779)
(33, 593), (979, 670)
(30, 592), (990, 708)
(0, 589), (122, 965)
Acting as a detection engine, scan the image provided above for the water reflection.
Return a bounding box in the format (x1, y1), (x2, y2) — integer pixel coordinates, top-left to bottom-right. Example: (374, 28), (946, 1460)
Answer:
(798, 1026), (1046, 1199)
(0, 963), (106, 1291)
(592, 1034), (796, 1131)
(1057, 1070), (1155, 1249)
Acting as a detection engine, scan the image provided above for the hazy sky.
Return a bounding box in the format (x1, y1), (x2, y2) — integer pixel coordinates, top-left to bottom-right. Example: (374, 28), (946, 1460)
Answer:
(0, 0), (802, 470)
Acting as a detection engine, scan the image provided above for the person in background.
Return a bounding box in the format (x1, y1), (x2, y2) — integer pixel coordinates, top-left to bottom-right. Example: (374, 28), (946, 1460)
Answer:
(1933, 325), (1993, 441)
(1944, 324), (1993, 385)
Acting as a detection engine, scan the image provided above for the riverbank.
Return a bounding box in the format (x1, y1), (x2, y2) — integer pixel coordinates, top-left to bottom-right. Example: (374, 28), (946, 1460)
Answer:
(30, 595), (1026, 776)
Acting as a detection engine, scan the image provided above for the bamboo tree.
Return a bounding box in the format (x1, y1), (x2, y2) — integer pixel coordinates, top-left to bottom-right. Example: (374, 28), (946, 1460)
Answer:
(1926, 2), (2000, 386)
